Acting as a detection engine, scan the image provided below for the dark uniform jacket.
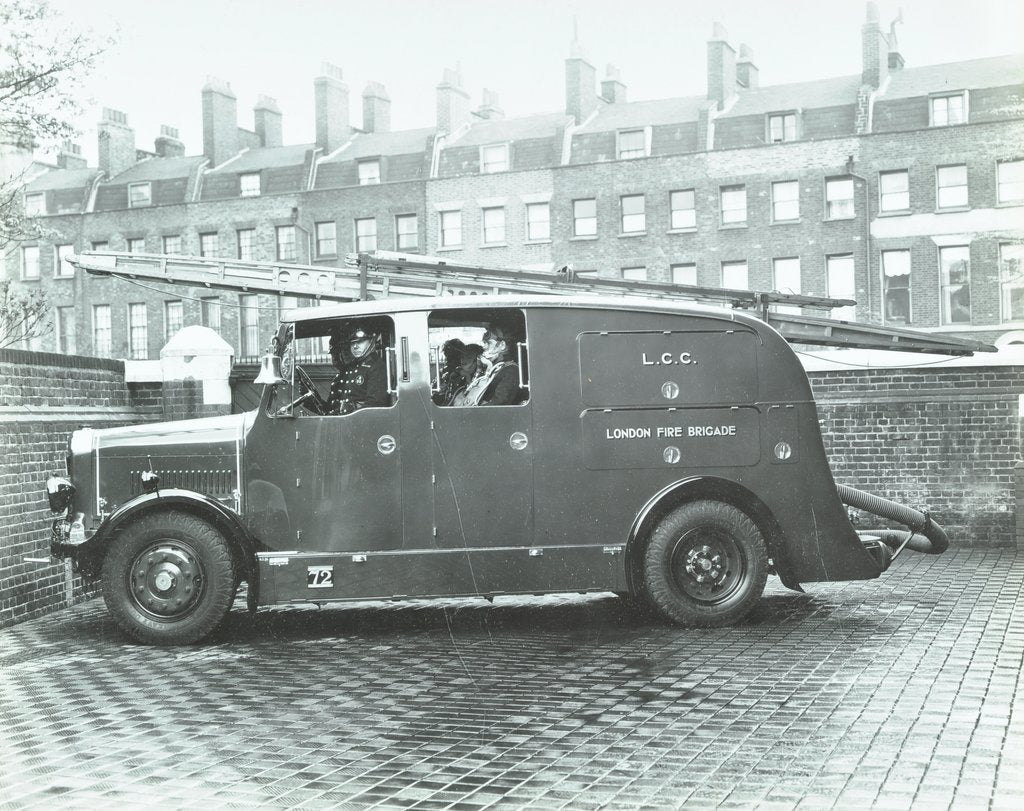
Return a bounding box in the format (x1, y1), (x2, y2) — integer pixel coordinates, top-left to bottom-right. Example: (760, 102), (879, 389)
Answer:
(327, 353), (389, 414)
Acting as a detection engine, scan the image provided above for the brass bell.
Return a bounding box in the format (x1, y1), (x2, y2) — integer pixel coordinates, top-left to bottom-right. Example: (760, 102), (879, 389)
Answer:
(253, 352), (287, 385)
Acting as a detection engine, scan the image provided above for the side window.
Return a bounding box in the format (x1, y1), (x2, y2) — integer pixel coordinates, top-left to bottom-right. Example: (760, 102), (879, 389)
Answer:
(271, 316), (397, 417)
(428, 308), (529, 407)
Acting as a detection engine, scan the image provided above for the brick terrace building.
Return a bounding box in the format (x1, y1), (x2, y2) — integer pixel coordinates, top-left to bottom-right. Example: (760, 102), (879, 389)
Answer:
(3, 3), (1023, 361)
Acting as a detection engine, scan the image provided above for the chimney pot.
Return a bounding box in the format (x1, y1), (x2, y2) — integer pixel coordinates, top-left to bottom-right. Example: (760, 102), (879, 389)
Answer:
(155, 124), (185, 158)
(601, 63), (627, 104)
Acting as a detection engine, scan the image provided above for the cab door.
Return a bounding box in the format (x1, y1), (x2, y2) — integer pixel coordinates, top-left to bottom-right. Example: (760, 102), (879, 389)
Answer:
(428, 308), (534, 550)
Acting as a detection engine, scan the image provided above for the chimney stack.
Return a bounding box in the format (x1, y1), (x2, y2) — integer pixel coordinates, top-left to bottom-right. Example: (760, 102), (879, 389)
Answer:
(564, 31), (598, 125)
(97, 108), (136, 177)
(155, 125), (185, 158)
(436, 65), (471, 134)
(254, 95), (283, 147)
(314, 63), (350, 153)
(56, 140), (87, 170)
(362, 81), (391, 133)
(706, 22), (737, 109)
(601, 65), (627, 104)
(861, 2), (890, 89)
(202, 77), (238, 166)
(476, 88), (504, 120)
(736, 45), (759, 90)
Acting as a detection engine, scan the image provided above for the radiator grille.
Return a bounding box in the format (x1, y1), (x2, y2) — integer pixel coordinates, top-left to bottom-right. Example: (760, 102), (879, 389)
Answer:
(130, 469), (235, 499)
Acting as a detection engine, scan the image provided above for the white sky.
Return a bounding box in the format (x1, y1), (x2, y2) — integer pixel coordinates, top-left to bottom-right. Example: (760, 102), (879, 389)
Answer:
(48, 0), (1024, 164)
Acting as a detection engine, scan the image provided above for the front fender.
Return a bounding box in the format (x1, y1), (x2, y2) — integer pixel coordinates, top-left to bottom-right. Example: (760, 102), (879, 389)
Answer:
(73, 489), (259, 599)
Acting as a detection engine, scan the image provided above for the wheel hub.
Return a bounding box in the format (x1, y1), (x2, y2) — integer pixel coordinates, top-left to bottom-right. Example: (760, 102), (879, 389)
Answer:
(685, 544), (724, 583)
(130, 542), (204, 619)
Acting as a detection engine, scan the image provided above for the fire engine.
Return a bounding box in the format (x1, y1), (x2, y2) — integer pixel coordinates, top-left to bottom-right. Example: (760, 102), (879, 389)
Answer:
(39, 250), (993, 645)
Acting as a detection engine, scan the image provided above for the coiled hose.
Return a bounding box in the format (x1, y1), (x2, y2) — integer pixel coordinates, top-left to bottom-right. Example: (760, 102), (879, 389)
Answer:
(836, 484), (949, 555)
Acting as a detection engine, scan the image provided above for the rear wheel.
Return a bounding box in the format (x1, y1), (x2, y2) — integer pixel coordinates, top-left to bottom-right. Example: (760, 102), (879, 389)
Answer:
(642, 500), (767, 626)
(101, 511), (236, 645)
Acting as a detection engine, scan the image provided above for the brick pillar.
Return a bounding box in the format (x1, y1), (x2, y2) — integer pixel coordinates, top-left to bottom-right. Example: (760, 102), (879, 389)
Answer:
(1016, 461), (1024, 550)
(159, 326), (233, 421)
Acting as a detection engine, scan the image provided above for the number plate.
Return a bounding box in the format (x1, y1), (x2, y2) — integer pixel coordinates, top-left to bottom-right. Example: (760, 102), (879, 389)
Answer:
(306, 565), (334, 588)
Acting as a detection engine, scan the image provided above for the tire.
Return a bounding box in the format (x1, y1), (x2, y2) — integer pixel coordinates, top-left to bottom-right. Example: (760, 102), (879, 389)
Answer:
(641, 500), (768, 627)
(101, 510), (236, 645)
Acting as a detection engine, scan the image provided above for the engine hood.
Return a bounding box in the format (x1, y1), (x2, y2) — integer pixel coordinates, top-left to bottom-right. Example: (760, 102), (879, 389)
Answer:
(91, 412), (252, 452)
(79, 412), (256, 522)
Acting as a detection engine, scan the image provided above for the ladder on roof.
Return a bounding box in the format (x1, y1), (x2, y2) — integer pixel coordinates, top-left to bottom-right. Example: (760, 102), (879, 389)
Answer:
(69, 250), (995, 356)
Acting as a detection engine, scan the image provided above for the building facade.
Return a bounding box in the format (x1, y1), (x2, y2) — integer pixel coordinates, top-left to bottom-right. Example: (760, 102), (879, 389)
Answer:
(4, 2), (1023, 361)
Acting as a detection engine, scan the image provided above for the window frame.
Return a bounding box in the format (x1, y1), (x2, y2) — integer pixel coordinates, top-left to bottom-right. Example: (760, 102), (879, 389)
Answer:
(721, 260), (749, 290)
(930, 92), (967, 127)
(439, 210), (462, 248)
(771, 256), (802, 315)
(621, 266), (647, 281)
(239, 293), (260, 358)
(936, 164), (969, 211)
(771, 180), (800, 223)
(199, 232), (219, 258)
(669, 189), (696, 231)
(162, 235), (182, 255)
(999, 242), (1024, 323)
(24, 192), (45, 216)
(881, 248), (912, 324)
(56, 305), (76, 355)
(617, 129), (646, 160)
(358, 160), (381, 185)
(201, 296), (222, 332)
(395, 214), (418, 251)
(720, 185), (747, 226)
(997, 159), (1024, 206)
(620, 194), (646, 234)
(879, 170), (910, 214)
(825, 177), (855, 220)
(126, 237), (146, 254)
(164, 299), (184, 342)
(276, 225), (297, 262)
(525, 202), (550, 242)
(826, 253), (857, 321)
(315, 221), (337, 258)
(354, 218), (378, 253)
(128, 181), (152, 208)
(481, 206), (506, 245)
(767, 112), (797, 143)
(239, 172), (261, 197)
(671, 263), (697, 286)
(573, 198), (597, 237)
(21, 245), (40, 279)
(55, 244), (75, 278)
(92, 304), (112, 358)
(479, 144), (509, 174)
(939, 245), (971, 325)
(237, 228), (256, 261)
(128, 302), (148, 360)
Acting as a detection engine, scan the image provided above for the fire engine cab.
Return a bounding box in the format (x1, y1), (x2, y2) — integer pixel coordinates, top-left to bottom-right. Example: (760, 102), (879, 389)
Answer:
(44, 278), (972, 645)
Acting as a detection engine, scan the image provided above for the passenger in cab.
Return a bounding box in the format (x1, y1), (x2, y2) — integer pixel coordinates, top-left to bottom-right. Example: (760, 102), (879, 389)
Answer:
(434, 338), (466, 405)
(448, 343), (484, 406)
(327, 325), (389, 414)
(459, 324), (521, 406)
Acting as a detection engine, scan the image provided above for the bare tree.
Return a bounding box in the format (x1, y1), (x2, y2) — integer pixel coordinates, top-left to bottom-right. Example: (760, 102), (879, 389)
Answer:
(1, 0), (106, 348)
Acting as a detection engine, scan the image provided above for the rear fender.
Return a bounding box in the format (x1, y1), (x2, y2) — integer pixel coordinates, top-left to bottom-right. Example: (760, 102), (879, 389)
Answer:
(624, 476), (802, 596)
(78, 489), (259, 602)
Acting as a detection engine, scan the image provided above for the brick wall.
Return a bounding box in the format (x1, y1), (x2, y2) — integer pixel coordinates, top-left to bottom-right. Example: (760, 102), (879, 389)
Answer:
(0, 349), (162, 627)
(809, 365), (1023, 547)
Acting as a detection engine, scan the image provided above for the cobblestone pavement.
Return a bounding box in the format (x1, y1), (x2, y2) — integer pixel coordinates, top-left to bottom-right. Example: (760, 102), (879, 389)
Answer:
(0, 548), (1021, 810)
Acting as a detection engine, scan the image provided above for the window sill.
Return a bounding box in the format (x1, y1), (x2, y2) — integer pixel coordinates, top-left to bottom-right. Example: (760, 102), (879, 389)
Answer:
(618, 231), (647, 238)
(524, 239), (552, 245)
(667, 228), (697, 235)
(570, 235), (598, 241)
(824, 216), (856, 222)
(435, 245), (463, 253)
(20, 277), (41, 282)
(771, 219), (801, 226)
(719, 223), (748, 230)
(995, 201), (1024, 208)
(935, 206), (971, 214)
(877, 210), (912, 217)
(480, 243), (508, 249)
(53, 275), (75, 280)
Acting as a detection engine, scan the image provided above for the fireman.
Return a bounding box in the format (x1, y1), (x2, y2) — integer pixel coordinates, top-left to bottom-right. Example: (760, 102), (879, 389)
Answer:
(326, 324), (390, 414)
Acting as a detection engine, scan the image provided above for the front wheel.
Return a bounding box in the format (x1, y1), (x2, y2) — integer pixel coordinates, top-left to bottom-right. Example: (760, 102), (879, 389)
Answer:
(101, 511), (236, 645)
(642, 500), (767, 626)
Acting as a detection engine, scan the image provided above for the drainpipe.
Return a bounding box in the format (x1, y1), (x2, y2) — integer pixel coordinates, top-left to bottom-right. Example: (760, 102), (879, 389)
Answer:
(846, 157), (873, 320)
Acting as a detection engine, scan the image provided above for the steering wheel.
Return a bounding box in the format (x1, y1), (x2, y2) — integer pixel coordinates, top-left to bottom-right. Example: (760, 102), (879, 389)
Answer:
(294, 365), (329, 415)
